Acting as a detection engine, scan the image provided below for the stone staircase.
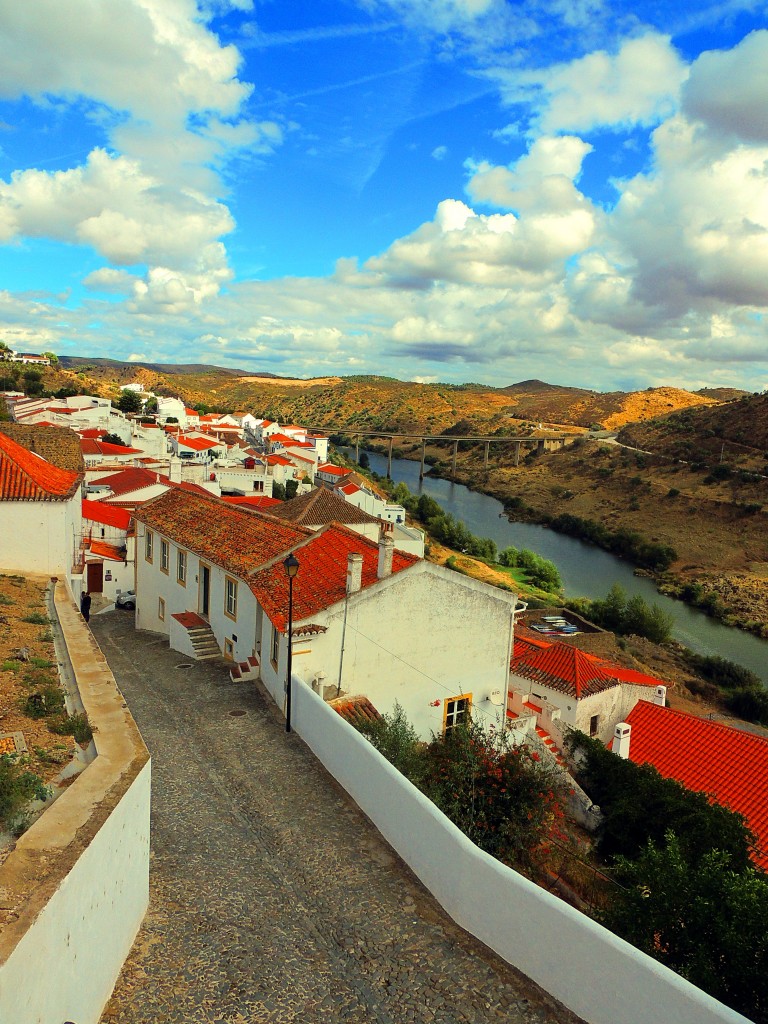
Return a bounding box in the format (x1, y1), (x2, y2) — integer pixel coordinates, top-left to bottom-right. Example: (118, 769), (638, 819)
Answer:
(229, 655), (260, 683)
(171, 612), (221, 661)
(535, 726), (567, 768)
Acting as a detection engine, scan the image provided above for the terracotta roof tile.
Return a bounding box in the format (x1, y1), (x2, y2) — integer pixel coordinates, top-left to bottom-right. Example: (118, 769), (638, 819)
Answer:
(330, 695), (382, 727)
(615, 700), (768, 870)
(0, 423), (84, 473)
(88, 539), (125, 560)
(0, 431), (81, 501)
(133, 489), (311, 579)
(511, 640), (667, 698)
(249, 522), (419, 630)
(176, 434), (220, 450)
(80, 438), (143, 456)
(222, 495), (282, 510)
(82, 499), (132, 529)
(271, 487), (381, 527)
(318, 463), (347, 476)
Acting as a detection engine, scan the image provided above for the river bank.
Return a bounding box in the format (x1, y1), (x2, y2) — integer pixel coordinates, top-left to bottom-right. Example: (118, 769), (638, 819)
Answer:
(354, 435), (768, 640)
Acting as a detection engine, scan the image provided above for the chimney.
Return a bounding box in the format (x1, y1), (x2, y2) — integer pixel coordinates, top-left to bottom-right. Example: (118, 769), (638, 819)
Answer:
(613, 723), (631, 759)
(168, 458), (182, 483)
(654, 685), (667, 707)
(377, 535), (394, 579)
(347, 553), (363, 594)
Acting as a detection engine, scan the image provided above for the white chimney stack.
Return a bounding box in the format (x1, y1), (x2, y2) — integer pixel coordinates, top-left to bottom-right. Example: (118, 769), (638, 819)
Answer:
(377, 535), (394, 579)
(613, 723), (631, 759)
(347, 553), (363, 594)
(654, 685), (667, 707)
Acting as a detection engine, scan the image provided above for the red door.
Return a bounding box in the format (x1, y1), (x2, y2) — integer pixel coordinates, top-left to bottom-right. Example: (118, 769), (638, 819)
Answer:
(87, 561), (104, 594)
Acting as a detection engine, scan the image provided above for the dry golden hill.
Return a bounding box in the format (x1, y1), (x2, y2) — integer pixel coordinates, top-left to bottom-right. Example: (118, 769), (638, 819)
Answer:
(502, 381), (718, 430)
(617, 392), (768, 470)
(45, 360), (720, 437)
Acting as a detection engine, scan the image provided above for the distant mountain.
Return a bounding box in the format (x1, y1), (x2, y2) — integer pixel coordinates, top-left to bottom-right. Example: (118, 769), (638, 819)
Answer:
(696, 387), (751, 402)
(502, 379), (591, 394)
(58, 356), (279, 378)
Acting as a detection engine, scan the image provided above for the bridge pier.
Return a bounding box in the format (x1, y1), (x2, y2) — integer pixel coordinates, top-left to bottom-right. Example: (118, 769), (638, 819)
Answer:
(514, 442), (521, 467)
(484, 440), (490, 470)
(355, 434), (360, 462)
(452, 439), (458, 476)
(387, 436), (393, 479)
(419, 438), (426, 480)
(537, 439), (545, 455)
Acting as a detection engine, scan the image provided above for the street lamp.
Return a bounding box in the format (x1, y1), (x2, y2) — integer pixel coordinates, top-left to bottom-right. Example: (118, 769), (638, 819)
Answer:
(283, 552), (300, 733)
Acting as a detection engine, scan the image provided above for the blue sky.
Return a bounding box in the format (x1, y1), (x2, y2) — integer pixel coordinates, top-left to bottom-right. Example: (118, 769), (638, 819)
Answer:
(1, 0), (768, 391)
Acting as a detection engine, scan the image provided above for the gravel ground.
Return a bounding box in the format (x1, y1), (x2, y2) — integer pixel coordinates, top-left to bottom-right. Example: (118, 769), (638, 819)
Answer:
(92, 611), (582, 1024)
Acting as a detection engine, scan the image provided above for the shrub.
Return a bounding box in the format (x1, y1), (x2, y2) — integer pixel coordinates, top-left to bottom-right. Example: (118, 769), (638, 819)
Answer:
(0, 754), (49, 828)
(667, 488), (680, 498)
(0, 593), (15, 605)
(50, 712), (94, 744)
(22, 612), (47, 625)
(22, 686), (65, 719)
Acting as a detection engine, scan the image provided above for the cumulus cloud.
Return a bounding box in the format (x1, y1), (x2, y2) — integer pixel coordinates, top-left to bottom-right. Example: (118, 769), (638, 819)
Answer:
(513, 33), (687, 135)
(683, 30), (768, 143)
(431, 145), (448, 160)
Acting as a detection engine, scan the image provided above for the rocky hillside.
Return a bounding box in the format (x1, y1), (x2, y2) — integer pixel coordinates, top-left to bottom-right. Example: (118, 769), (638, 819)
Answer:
(617, 392), (768, 469)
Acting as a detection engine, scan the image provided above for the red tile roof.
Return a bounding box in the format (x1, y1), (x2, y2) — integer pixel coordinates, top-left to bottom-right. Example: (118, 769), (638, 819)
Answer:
(78, 428), (108, 439)
(269, 433), (295, 446)
(318, 463), (347, 476)
(89, 539), (125, 561)
(511, 639), (667, 698)
(271, 487), (381, 527)
(82, 499), (132, 529)
(80, 438), (143, 456)
(0, 431), (81, 501)
(614, 700), (768, 870)
(266, 454), (292, 466)
(176, 434), (220, 451)
(133, 489), (311, 579)
(249, 522), (419, 630)
(94, 467), (167, 496)
(331, 695), (382, 727)
(222, 495), (282, 510)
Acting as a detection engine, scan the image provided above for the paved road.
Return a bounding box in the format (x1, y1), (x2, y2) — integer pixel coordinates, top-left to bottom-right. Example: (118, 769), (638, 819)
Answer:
(93, 612), (580, 1024)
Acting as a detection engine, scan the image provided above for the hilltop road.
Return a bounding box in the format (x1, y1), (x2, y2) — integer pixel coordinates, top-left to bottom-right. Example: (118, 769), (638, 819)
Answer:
(91, 611), (581, 1024)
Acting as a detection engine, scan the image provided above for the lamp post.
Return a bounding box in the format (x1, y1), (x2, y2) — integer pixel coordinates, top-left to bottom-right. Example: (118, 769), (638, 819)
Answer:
(283, 552), (300, 733)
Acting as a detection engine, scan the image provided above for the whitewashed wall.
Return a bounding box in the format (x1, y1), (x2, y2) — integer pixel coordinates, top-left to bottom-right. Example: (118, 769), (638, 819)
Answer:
(0, 762), (151, 1024)
(0, 494), (81, 575)
(259, 562), (515, 739)
(290, 681), (751, 1024)
(136, 528), (258, 663)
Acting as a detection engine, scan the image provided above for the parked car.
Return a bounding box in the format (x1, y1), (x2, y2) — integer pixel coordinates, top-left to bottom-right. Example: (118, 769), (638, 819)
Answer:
(115, 590), (136, 610)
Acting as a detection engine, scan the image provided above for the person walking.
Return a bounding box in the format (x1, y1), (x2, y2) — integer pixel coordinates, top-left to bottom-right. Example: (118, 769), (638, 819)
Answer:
(80, 590), (92, 623)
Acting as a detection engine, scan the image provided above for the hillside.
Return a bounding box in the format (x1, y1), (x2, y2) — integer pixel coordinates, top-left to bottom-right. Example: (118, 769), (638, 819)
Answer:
(617, 392), (768, 470)
(39, 360), (719, 437)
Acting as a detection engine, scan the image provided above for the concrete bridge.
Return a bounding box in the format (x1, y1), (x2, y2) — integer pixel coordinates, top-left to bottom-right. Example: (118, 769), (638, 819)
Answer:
(306, 426), (583, 478)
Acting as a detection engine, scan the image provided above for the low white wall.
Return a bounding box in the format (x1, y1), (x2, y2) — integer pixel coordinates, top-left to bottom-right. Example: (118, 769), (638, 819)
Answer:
(290, 678), (750, 1024)
(0, 761), (151, 1024)
(0, 580), (151, 1024)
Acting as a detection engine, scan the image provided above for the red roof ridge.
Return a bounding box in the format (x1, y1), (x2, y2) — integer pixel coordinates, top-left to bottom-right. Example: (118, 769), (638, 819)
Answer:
(0, 431), (81, 501)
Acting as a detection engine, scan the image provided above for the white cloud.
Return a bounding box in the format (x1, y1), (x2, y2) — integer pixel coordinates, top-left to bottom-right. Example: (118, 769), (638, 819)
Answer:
(514, 33), (687, 135)
(683, 30), (768, 143)
(431, 145), (448, 160)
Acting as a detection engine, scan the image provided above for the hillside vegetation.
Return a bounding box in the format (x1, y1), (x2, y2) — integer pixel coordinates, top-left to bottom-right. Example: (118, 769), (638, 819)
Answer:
(40, 359), (718, 436)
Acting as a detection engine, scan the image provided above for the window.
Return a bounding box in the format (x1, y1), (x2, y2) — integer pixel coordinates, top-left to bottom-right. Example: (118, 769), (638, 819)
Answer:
(224, 637), (234, 660)
(271, 624), (280, 667)
(225, 577), (238, 620)
(589, 714), (600, 737)
(158, 596), (165, 621)
(444, 694), (471, 736)
(177, 549), (187, 586)
(160, 539), (169, 574)
(145, 530), (154, 563)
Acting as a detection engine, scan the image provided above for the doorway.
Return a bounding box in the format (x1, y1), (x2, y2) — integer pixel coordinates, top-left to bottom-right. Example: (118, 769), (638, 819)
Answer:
(199, 563), (211, 618)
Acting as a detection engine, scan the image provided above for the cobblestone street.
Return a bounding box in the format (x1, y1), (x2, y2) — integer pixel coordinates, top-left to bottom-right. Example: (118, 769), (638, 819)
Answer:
(93, 612), (580, 1024)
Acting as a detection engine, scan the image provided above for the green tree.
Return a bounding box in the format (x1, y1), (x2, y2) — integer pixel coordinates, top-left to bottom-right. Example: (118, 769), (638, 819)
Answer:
(41, 350), (58, 365)
(102, 433), (127, 447)
(272, 482), (286, 500)
(116, 390), (142, 414)
(285, 479), (299, 499)
(603, 833), (768, 1022)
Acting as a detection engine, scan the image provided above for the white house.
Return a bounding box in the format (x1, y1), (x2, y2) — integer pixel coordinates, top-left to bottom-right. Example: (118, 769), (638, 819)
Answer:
(0, 430), (83, 577)
(508, 635), (670, 745)
(131, 489), (518, 739)
(81, 499), (134, 601)
(170, 433), (226, 462)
